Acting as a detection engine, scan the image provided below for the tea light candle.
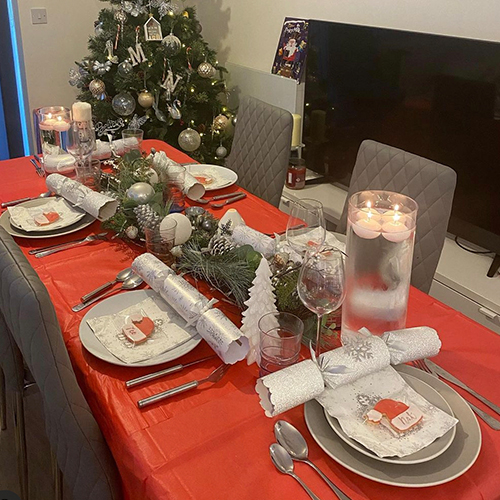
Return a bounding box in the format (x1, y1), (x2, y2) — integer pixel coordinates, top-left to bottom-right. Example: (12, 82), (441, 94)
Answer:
(356, 201), (380, 221)
(72, 102), (92, 122)
(381, 213), (412, 242)
(52, 115), (71, 132)
(381, 205), (407, 224)
(352, 213), (382, 239)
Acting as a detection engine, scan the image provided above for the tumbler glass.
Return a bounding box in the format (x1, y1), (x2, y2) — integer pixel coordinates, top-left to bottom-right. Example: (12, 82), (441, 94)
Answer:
(122, 129), (144, 153)
(165, 166), (186, 212)
(144, 220), (177, 265)
(75, 159), (101, 191)
(258, 312), (304, 377)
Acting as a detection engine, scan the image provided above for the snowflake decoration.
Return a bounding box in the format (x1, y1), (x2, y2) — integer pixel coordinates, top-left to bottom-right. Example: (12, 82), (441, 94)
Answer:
(356, 393), (380, 409)
(219, 220), (233, 237)
(345, 339), (373, 362)
(154, 318), (164, 328)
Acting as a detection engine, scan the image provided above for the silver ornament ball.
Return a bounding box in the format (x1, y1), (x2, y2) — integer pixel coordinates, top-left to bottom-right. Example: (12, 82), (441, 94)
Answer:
(126, 182), (155, 204)
(213, 114), (229, 131)
(232, 115), (237, 126)
(201, 219), (213, 231)
(112, 91), (136, 116)
(125, 225), (139, 240)
(197, 61), (216, 79)
(114, 10), (127, 23)
(161, 33), (182, 57)
(216, 145), (228, 159)
(178, 128), (201, 152)
(89, 79), (105, 98)
(117, 61), (133, 77)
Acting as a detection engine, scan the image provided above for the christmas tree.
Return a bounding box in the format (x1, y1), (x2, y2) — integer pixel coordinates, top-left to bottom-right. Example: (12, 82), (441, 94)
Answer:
(69, 0), (232, 164)
(241, 258), (278, 365)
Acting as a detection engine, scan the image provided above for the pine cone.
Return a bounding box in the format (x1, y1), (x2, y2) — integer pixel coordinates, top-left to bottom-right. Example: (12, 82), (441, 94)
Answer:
(208, 235), (235, 256)
(133, 205), (161, 232)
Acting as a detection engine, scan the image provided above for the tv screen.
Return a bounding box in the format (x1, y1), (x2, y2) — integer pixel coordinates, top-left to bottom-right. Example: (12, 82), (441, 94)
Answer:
(304, 20), (500, 256)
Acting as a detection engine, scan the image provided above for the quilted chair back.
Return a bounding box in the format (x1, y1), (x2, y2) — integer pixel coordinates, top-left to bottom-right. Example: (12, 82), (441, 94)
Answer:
(337, 140), (457, 293)
(0, 228), (121, 500)
(225, 95), (293, 207)
(0, 311), (24, 395)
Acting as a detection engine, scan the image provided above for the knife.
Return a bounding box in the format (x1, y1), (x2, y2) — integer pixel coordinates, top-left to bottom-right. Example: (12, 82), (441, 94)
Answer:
(211, 193), (246, 208)
(426, 359), (500, 416)
(125, 355), (217, 389)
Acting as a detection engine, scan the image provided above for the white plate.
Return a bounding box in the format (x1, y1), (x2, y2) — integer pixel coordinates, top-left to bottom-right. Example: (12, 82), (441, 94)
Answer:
(9, 197), (86, 232)
(324, 374), (456, 465)
(185, 164), (238, 191)
(79, 289), (202, 367)
(0, 197), (95, 239)
(305, 365), (481, 488)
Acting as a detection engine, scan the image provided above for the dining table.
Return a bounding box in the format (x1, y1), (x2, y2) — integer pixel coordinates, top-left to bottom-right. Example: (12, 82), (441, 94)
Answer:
(1, 138), (500, 500)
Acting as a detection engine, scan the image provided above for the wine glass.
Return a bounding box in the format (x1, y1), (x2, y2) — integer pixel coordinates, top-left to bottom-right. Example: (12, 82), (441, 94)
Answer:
(286, 199), (326, 256)
(67, 120), (96, 183)
(297, 248), (346, 356)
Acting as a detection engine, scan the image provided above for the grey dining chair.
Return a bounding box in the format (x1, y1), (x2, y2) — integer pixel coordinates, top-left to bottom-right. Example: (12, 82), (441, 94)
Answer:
(0, 227), (121, 500)
(337, 140), (457, 294)
(225, 95), (293, 207)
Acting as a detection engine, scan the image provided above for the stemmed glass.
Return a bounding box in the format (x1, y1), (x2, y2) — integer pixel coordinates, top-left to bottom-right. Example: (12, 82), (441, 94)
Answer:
(297, 248), (346, 356)
(67, 120), (96, 184)
(286, 199), (326, 256)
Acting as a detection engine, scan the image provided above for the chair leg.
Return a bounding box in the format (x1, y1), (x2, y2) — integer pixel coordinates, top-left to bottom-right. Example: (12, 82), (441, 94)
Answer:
(52, 451), (63, 500)
(13, 391), (28, 500)
(0, 369), (6, 431)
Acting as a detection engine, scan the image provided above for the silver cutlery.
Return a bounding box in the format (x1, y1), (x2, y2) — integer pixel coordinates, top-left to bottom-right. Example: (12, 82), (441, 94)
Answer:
(80, 267), (134, 303)
(137, 364), (230, 408)
(126, 355), (218, 389)
(211, 193), (247, 208)
(72, 274), (144, 312)
(194, 192), (244, 205)
(2, 191), (52, 209)
(34, 233), (108, 258)
(29, 232), (107, 255)
(424, 359), (500, 416)
(270, 443), (321, 500)
(412, 360), (500, 430)
(30, 158), (45, 177)
(275, 420), (351, 500)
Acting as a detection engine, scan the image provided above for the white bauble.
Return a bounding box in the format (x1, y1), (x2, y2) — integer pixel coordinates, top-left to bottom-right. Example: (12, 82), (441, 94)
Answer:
(125, 225), (139, 239)
(161, 213), (192, 245)
(126, 182), (155, 204)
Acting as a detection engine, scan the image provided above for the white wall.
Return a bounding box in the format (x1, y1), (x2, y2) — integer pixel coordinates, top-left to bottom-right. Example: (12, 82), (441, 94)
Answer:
(14, 0), (102, 145)
(192, 0), (500, 73)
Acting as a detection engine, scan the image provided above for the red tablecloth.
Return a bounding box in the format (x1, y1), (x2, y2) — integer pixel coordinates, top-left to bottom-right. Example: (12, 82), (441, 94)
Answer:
(2, 140), (500, 500)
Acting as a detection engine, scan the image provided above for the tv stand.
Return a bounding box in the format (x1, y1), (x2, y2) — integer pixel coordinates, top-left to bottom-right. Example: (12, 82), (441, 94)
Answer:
(487, 255), (500, 278)
(281, 177), (500, 335)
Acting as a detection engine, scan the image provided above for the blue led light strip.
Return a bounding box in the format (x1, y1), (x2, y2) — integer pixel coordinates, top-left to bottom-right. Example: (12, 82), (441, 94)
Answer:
(6, 0), (30, 156)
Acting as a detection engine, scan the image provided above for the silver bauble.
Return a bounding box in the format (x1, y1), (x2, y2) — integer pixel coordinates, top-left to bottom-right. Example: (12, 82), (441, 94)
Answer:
(126, 182), (155, 204)
(94, 21), (104, 36)
(112, 91), (136, 116)
(114, 10), (127, 23)
(117, 61), (133, 77)
(138, 90), (154, 109)
(213, 114), (229, 131)
(197, 61), (216, 79)
(125, 225), (139, 239)
(232, 115), (237, 126)
(216, 145), (228, 159)
(89, 79), (106, 98)
(178, 128), (201, 152)
(161, 33), (182, 57)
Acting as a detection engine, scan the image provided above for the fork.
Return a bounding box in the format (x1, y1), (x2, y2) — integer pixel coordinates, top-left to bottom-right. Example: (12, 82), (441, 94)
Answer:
(34, 233), (108, 258)
(412, 359), (500, 430)
(137, 364), (230, 408)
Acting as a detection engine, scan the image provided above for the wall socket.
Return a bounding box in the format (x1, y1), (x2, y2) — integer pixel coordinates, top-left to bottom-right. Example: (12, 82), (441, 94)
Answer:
(31, 8), (48, 25)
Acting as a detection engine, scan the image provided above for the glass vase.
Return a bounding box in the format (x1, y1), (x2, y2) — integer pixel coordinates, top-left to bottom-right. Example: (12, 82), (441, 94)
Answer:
(341, 190), (418, 340)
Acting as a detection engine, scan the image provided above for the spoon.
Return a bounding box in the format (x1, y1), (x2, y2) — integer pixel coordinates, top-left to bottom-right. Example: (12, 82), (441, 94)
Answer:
(1, 191), (52, 208)
(274, 421), (352, 500)
(80, 267), (134, 303)
(72, 274), (144, 312)
(270, 443), (321, 500)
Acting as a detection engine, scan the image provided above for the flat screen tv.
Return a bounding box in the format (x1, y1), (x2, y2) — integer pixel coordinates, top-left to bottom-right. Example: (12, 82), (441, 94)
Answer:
(304, 20), (500, 276)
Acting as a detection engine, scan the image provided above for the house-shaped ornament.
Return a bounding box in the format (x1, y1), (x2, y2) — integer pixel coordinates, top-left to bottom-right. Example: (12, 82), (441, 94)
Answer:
(144, 16), (163, 42)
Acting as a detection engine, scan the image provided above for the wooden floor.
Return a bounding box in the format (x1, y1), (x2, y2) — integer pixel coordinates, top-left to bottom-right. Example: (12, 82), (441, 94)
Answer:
(0, 388), (70, 499)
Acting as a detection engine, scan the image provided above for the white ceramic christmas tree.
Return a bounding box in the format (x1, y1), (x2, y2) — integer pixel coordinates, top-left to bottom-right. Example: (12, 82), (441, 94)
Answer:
(241, 258), (278, 365)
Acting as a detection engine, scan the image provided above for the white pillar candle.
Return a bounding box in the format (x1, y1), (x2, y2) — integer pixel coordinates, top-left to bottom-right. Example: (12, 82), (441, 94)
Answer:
(72, 102), (92, 122)
(291, 114), (302, 147)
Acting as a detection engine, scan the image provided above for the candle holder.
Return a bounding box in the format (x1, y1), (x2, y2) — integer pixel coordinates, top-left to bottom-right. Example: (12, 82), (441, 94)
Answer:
(341, 190), (418, 339)
(35, 106), (74, 175)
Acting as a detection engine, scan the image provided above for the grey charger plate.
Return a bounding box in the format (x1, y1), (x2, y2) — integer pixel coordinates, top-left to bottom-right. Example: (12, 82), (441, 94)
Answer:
(0, 197), (96, 239)
(305, 364), (481, 488)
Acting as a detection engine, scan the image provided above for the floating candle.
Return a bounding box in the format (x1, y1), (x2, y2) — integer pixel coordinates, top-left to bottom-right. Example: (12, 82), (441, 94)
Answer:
(52, 116), (71, 132)
(352, 213), (382, 239)
(381, 213), (412, 242)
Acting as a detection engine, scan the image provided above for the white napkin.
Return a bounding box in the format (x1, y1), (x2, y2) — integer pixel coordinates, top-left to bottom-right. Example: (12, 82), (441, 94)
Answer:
(317, 366), (458, 457)
(8, 198), (85, 232)
(46, 173), (118, 221)
(86, 296), (196, 364)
